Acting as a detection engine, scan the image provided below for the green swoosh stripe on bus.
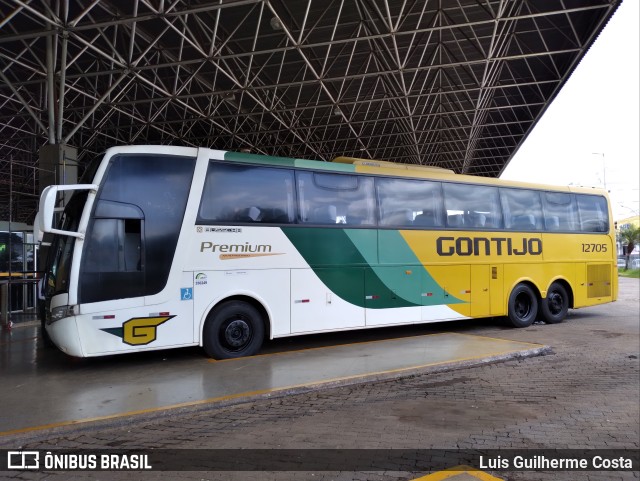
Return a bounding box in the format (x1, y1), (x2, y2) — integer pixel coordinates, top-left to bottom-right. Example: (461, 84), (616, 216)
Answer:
(346, 229), (464, 306)
(281, 227), (464, 309)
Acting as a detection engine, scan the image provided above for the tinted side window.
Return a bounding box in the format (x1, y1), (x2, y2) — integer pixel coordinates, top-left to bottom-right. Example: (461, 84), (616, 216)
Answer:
(577, 194), (609, 232)
(80, 154), (195, 303)
(198, 163), (295, 224)
(542, 192), (578, 231)
(443, 183), (502, 229)
(501, 188), (543, 231)
(84, 218), (142, 273)
(377, 177), (443, 227)
(298, 172), (375, 226)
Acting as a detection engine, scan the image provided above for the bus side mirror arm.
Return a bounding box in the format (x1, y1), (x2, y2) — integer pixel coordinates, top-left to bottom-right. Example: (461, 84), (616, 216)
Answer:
(39, 184), (99, 239)
(47, 228), (85, 240)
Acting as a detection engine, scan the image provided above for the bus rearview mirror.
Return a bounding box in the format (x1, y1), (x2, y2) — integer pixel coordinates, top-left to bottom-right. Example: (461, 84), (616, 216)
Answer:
(39, 184), (99, 239)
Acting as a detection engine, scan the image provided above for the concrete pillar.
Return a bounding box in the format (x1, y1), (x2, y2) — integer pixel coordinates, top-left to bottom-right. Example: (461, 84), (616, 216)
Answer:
(38, 144), (78, 196)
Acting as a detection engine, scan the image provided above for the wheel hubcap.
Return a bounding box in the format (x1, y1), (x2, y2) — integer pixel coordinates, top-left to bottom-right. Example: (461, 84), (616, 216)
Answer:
(548, 292), (563, 315)
(223, 319), (251, 348)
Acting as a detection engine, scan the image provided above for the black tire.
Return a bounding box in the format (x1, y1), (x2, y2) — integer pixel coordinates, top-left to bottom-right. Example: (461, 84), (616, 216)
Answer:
(507, 283), (538, 328)
(538, 282), (569, 324)
(203, 301), (265, 359)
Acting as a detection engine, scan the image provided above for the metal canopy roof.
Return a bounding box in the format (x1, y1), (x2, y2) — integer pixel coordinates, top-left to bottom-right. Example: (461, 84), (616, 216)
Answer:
(0, 0), (619, 223)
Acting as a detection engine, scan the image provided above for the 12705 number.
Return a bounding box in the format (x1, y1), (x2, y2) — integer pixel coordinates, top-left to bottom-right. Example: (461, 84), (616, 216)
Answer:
(582, 243), (607, 253)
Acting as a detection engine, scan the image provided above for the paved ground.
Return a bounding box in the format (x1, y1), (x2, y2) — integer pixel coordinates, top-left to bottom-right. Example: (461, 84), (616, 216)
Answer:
(1, 278), (638, 481)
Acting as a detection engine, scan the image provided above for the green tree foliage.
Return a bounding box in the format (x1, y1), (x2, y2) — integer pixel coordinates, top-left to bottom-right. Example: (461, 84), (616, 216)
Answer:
(618, 225), (640, 270)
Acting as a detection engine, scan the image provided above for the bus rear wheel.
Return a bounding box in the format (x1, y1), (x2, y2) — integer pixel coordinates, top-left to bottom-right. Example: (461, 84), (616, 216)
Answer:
(203, 301), (265, 359)
(538, 282), (569, 324)
(507, 284), (538, 328)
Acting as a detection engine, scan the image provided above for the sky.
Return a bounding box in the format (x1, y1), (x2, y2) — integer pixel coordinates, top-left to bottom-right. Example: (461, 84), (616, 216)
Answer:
(501, 0), (639, 221)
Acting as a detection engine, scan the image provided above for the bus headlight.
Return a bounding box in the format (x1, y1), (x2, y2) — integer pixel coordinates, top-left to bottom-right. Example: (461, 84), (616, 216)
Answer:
(50, 305), (76, 323)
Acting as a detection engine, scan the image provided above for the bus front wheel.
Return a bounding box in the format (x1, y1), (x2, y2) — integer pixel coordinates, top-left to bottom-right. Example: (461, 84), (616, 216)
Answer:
(507, 284), (538, 328)
(203, 301), (265, 359)
(538, 282), (569, 324)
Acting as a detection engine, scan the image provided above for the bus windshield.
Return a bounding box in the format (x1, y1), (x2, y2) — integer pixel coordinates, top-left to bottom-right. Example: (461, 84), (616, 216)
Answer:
(45, 191), (88, 297)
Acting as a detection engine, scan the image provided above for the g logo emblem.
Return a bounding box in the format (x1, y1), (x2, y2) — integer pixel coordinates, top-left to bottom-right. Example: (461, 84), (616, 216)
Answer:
(122, 316), (174, 345)
(101, 316), (175, 345)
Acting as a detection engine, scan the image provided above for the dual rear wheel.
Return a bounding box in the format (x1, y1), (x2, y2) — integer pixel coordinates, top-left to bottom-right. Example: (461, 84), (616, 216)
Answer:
(507, 282), (570, 328)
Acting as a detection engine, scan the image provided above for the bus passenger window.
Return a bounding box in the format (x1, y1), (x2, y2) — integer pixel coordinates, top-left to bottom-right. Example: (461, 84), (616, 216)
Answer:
(542, 192), (578, 231)
(376, 177), (443, 227)
(501, 188), (542, 231)
(577, 194), (609, 232)
(443, 183), (502, 229)
(198, 163), (295, 224)
(298, 172), (375, 226)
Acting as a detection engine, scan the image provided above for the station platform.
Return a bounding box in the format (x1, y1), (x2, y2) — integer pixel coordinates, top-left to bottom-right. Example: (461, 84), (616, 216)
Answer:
(0, 323), (547, 438)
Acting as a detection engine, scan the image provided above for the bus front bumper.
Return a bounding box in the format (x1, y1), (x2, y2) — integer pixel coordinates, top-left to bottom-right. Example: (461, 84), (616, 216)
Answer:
(46, 316), (85, 357)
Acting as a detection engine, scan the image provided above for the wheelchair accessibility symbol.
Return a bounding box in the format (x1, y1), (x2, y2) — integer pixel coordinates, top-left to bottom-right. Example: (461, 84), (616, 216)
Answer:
(180, 288), (193, 300)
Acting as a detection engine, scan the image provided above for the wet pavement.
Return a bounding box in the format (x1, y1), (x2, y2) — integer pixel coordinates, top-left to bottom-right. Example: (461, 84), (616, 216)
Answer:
(0, 327), (545, 434)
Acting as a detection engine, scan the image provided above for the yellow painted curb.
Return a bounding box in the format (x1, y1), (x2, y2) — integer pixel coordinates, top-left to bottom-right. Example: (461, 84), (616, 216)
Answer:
(411, 465), (504, 480)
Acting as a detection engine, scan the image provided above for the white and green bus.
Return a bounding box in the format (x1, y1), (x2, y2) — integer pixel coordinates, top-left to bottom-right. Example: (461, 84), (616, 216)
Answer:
(37, 146), (617, 359)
